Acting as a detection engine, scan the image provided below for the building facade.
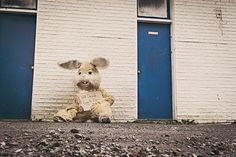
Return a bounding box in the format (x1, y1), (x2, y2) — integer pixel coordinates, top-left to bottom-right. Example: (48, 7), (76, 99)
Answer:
(0, 0), (236, 123)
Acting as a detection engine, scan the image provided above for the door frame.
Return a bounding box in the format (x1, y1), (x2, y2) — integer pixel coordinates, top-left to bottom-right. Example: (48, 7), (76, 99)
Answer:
(136, 0), (176, 120)
(0, 6), (37, 120)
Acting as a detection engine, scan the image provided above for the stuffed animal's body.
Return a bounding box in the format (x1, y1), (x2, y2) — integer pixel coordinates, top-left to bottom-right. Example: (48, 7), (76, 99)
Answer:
(53, 58), (114, 123)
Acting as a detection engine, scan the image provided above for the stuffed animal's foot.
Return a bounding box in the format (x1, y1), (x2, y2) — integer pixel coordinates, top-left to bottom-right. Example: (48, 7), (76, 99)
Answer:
(99, 116), (111, 123)
(53, 116), (66, 122)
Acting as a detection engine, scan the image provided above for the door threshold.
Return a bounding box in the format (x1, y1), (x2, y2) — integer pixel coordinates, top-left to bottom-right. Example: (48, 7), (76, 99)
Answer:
(134, 119), (196, 125)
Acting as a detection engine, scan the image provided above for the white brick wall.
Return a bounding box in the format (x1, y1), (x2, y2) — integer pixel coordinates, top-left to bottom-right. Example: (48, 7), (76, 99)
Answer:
(173, 0), (236, 123)
(32, 0), (236, 123)
(32, 0), (137, 122)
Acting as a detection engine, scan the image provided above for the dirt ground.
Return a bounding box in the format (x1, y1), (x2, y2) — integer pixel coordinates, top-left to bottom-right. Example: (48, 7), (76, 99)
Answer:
(0, 122), (235, 157)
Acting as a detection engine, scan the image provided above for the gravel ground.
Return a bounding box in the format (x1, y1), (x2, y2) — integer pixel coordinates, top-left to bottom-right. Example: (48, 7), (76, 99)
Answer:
(0, 122), (235, 157)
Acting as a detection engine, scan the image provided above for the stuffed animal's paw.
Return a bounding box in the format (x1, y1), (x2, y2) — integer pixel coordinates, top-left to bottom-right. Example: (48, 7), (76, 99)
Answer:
(99, 116), (111, 123)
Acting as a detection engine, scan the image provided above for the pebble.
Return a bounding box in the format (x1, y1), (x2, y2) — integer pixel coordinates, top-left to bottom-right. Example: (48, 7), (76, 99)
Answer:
(146, 147), (151, 152)
(84, 137), (91, 141)
(74, 134), (83, 139)
(1, 142), (6, 146)
(192, 154), (197, 157)
(40, 140), (48, 146)
(131, 147), (142, 156)
(212, 149), (220, 155)
(49, 130), (56, 134)
(209, 151), (215, 155)
(52, 142), (61, 147)
(160, 154), (170, 157)
(24, 133), (29, 136)
(70, 129), (79, 134)
(15, 148), (22, 153)
(57, 129), (65, 134)
(8, 142), (18, 146)
(176, 148), (181, 152)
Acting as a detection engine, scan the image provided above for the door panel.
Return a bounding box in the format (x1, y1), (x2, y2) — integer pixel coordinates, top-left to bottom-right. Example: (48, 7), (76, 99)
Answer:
(0, 13), (36, 119)
(138, 22), (172, 119)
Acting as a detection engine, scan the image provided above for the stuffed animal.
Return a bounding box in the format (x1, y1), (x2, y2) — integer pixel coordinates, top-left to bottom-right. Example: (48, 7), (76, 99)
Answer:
(53, 57), (114, 123)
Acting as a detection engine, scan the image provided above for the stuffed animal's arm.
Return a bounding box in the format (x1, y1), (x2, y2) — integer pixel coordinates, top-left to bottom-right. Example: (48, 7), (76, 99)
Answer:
(99, 88), (115, 106)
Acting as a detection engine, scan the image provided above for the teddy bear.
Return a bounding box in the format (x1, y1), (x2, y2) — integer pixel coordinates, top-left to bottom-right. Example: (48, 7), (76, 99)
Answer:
(53, 57), (114, 123)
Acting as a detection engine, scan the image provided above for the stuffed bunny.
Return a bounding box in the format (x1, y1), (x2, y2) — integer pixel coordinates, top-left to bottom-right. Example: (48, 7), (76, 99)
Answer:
(53, 57), (114, 123)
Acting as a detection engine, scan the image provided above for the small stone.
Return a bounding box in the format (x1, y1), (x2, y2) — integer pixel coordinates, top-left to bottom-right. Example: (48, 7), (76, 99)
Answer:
(49, 130), (56, 134)
(149, 139), (154, 143)
(146, 147), (151, 152)
(176, 148), (181, 152)
(52, 142), (60, 147)
(74, 134), (83, 139)
(135, 139), (142, 142)
(192, 154), (197, 157)
(45, 135), (51, 138)
(1, 142), (6, 146)
(40, 140), (48, 146)
(212, 149), (220, 155)
(8, 142), (18, 146)
(172, 151), (178, 156)
(57, 129), (65, 134)
(24, 133), (29, 136)
(160, 154), (170, 157)
(209, 151), (215, 155)
(15, 149), (22, 153)
(131, 147), (142, 156)
(121, 153), (128, 157)
(85, 145), (90, 149)
(119, 136), (126, 139)
(84, 137), (91, 141)
(112, 147), (120, 152)
(219, 152), (224, 155)
(70, 129), (79, 133)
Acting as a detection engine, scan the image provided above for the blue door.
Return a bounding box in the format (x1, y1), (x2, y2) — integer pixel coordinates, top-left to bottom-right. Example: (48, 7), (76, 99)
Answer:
(138, 22), (172, 119)
(0, 13), (36, 119)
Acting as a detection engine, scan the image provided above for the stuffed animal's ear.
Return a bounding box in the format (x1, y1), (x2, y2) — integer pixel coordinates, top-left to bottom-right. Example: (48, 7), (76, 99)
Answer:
(91, 57), (109, 69)
(58, 60), (82, 69)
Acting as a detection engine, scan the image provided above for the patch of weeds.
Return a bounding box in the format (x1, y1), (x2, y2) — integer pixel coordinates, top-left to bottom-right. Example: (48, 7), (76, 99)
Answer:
(179, 119), (197, 125)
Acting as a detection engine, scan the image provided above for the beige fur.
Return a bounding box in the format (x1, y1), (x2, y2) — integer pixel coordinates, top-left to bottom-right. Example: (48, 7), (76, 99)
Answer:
(53, 57), (114, 123)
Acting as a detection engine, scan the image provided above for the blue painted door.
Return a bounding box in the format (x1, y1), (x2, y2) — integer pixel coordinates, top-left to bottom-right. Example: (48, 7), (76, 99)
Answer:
(0, 13), (36, 119)
(138, 22), (172, 119)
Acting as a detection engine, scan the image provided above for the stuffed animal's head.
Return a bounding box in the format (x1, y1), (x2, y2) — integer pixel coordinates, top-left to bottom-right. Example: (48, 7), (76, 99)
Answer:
(59, 57), (109, 91)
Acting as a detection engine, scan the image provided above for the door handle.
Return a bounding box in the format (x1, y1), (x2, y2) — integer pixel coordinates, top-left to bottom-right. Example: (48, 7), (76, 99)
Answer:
(138, 70), (141, 74)
(31, 65), (34, 70)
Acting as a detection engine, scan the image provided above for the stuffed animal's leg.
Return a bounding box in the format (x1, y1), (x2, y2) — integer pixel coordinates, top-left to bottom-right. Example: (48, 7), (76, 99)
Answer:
(73, 111), (92, 122)
(91, 102), (112, 123)
(53, 97), (82, 122)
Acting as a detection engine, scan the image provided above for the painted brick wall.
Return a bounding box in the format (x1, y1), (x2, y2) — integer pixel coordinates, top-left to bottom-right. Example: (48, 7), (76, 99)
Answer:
(174, 0), (236, 123)
(32, 0), (137, 122)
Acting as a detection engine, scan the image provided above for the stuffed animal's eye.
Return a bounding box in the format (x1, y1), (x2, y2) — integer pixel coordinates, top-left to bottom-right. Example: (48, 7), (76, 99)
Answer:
(78, 72), (81, 75)
(88, 71), (92, 75)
